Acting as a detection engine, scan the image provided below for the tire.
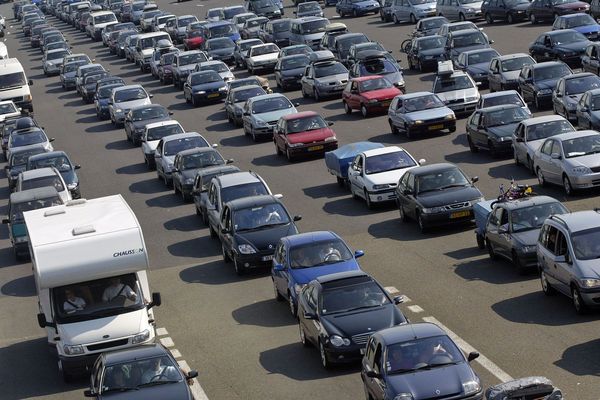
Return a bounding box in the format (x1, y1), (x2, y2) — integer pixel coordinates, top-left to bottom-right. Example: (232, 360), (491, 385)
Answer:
(353, 9), (358, 18)
(459, 13), (466, 21)
(222, 243), (231, 263)
(393, 14), (399, 24)
(409, 13), (416, 24)
(275, 142), (282, 156)
(360, 104), (368, 118)
(234, 258), (245, 276)
(487, 239), (497, 260)
(182, 188), (190, 203)
(163, 173), (172, 188)
(563, 175), (573, 196)
(201, 208), (208, 225)
(534, 94), (542, 110)
(286, 148), (294, 162)
(336, 176), (345, 187)
(389, 119), (399, 135)
(344, 101), (352, 114)
(299, 322), (310, 347)
(398, 202), (408, 222)
(288, 294), (297, 317)
(273, 280), (284, 301)
(507, 13), (514, 24)
(467, 136), (479, 153)
(572, 286), (587, 314)
(485, 13), (493, 24)
(364, 189), (374, 210)
(514, 149), (520, 166)
(540, 270), (555, 296)
(417, 211), (428, 233)
(537, 167), (546, 187)
(319, 340), (332, 369)
(530, 13), (537, 24)
(512, 250), (528, 276)
(405, 124), (412, 139)
(476, 233), (485, 250)
(314, 88), (320, 102)
(527, 156), (535, 175)
(192, 95), (198, 107)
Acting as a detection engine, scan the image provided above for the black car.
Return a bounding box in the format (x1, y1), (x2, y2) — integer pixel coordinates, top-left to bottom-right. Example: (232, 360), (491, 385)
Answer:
(218, 195), (301, 275)
(84, 343), (197, 399)
(485, 196), (568, 274)
(274, 54), (310, 90)
(27, 151), (82, 199)
(406, 35), (446, 72)
(203, 37), (236, 65)
(81, 71), (111, 104)
(413, 16), (449, 37)
(482, 0), (530, 24)
(527, 0), (589, 24)
(192, 165), (241, 223)
(297, 271), (406, 369)
(466, 104), (531, 156)
(518, 61), (572, 109)
(395, 163), (483, 233)
(183, 71), (228, 106)
(124, 104), (174, 146)
(172, 147), (232, 201)
(581, 42), (600, 75)
(6, 145), (49, 190)
(528, 29), (590, 68)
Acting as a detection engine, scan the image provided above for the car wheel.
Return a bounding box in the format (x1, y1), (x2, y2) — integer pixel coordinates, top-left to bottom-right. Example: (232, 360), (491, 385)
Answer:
(299, 322), (310, 347)
(537, 167), (546, 187)
(301, 85), (309, 98)
(527, 156), (535, 175)
(393, 14), (399, 24)
(314, 88), (320, 102)
(336, 176), (345, 187)
(459, 13), (466, 21)
(467, 136), (479, 153)
(201, 208), (208, 225)
(405, 124), (412, 139)
(485, 13), (493, 24)
(389, 119), (399, 135)
(534, 94), (542, 110)
(360, 104), (368, 118)
(364, 189), (374, 210)
(222, 243), (231, 263)
(344, 101), (352, 114)
(164, 174), (172, 188)
(286, 147), (294, 162)
(563, 175), (574, 196)
(507, 12), (514, 24)
(185, 92), (190, 104)
(408, 57), (414, 70)
(540, 270), (555, 295)
(417, 211), (428, 233)
(476, 233), (485, 250)
(273, 280), (284, 301)
(398, 202), (409, 222)
(251, 129), (257, 142)
(487, 239), (497, 260)
(182, 188), (190, 203)
(275, 142), (283, 156)
(572, 286), (587, 314)
(319, 340), (332, 369)
(209, 224), (217, 238)
(409, 13), (417, 24)
(530, 13), (537, 24)
(234, 257), (245, 276)
(288, 294), (297, 317)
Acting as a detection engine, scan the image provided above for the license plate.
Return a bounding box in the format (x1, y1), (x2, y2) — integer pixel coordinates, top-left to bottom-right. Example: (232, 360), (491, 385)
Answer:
(381, 100), (391, 107)
(428, 124), (444, 130)
(208, 93), (220, 98)
(262, 255), (274, 261)
(450, 210), (471, 219)
(308, 145), (324, 151)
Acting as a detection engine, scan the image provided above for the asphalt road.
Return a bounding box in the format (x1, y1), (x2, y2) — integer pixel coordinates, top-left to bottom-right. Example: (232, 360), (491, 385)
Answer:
(1, 1), (600, 399)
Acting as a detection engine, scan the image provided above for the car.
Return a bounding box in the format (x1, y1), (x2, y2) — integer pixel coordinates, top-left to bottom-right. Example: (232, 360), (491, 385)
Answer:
(84, 343), (198, 399)
(436, 0), (483, 21)
(42, 48), (71, 76)
(395, 162), (483, 232)
(444, 28), (493, 63)
(171, 51), (210, 90)
(75, 64), (105, 95)
(301, 58), (349, 101)
(361, 323), (483, 400)
(274, 54), (310, 91)
(125, 104), (173, 146)
(581, 42), (600, 75)
(141, 120), (185, 169)
(319, 23), (349, 52)
(234, 39), (264, 69)
(272, 231), (364, 316)
(203, 37), (236, 65)
(534, 130), (600, 195)
(388, 91), (456, 138)
(218, 195), (301, 275)
(332, 33), (370, 66)
(298, 271), (407, 369)
(192, 165), (241, 223)
(225, 85), (267, 126)
(454, 48), (500, 87)
(242, 93), (299, 141)
(172, 147), (232, 201)
(346, 42), (394, 68)
(259, 19), (292, 49)
(27, 151), (81, 199)
(391, 0), (437, 24)
(7, 126), (54, 162)
(167, 15), (199, 44)
(16, 167), (71, 203)
(288, 17), (330, 50)
(406, 35), (446, 72)
(246, 0), (282, 19)
(527, 0), (589, 24)
(482, 0), (529, 24)
(205, 171), (273, 238)
(155, 132), (212, 187)
(273, 111), (337, 161)
(206, 7), (224, 22)
(349, 146), (424, 209)
(5, 145), (49, 190)
(349, 51), (405, 91)
(80, 71), (111, 104)
(151, 13), (175, 32)
(552, 73), (600, 123)
(183, 71), (229, 106)
(432, 63), (480, 115)
(436, 20), (480, 40)
(223, 5), (247, 21)
(109, 85), (153, 127)
(0, 101), (23, 123)
(336, 0), (380, 17)
(295, 1), (324, 18)
(195, 60), (235, 83)
(150, 47), (179, 79)
(201, 20), (241, 43)
(538, 210), (600, 314)
(575, 88), (600, 130)
(95, 82), (125, 120)
(233, 12), (258, 30)
(140, 9), (162, 32)
(229, 76), (273, 93)
(486, 196), (569, 274)
(487, 53), (536, 92)
(240, 16), (269, 39)
(413, 15), (450, 36)
(553, 13), (600, 42)
(529, 30), (590, 68)
(115, 30), (138, 58)
(124, 34), (141, 62)
(87, 11), (117, 41)
(342, 76), (401, 118)
(279, 43), (314, 58)
(182, 29), (205, 51)
(157, 51), (179, 85)
(133, 32), (173, 72)
(518, 61), (572, 109)
(478, 91), (530, 116)
(246, 43), (281, 74)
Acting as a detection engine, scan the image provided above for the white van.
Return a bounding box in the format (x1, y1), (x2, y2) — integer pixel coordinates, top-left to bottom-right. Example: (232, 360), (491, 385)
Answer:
(0, 58), (33, 111)
(25, 195), (161, 381)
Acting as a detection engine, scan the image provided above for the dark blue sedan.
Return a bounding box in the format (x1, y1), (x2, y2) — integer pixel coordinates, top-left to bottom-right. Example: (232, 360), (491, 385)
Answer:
(271, 230), (364, 317)
(183, 70), (228, 106)
(336, 0), (381, 17)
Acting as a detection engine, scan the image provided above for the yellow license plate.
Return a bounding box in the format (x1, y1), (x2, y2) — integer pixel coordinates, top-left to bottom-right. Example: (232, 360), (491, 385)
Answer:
(381, 101), (391, 107)
(207, 93), (220, 98)
(428, 124), (444, 130)
(450, 211), (471, 219)
(308, 145), (324, 151)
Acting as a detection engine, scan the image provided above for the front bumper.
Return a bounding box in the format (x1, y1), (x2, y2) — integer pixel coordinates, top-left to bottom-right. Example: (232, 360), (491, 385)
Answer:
(59, 353), (101, 376)
(444, 100), (477, 115)
(323, 343), (364, 364)
(250, 61), (277, 71)
(193, 91), (227, 102)
(515, 250), (537, 268)
(568, 172), (600, 189)
(288, 141), (338, 157)
(462, 10), (483, 20)
(419, 206), (475, 228)
(560, 54), (584, 68)
(252, 123), (277, 136)
(62, 78), (76, 89)
(406, 119), (456, 134)
(367, 188), (396, 203)
(316, 84), (345, 97)
(234, 251), (275, 270)
(578, 285), (600, 306)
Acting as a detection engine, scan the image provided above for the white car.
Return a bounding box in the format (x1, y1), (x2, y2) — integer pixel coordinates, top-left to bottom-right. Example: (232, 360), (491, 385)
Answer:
(0, 100), (22, 122)
(432, 62), (480, 116)
(348, 146), (425, 209)
(195, 60), (235, 83)
(154, 132), (214, 186)
(141, 120), (185, 169)
(16, 167), (72, 203)
(246, 43), (280, 74)
(109, 85), (153, 126)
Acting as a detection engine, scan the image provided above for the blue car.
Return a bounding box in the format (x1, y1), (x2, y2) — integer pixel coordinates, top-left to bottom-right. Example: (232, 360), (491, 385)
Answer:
(552, 13), (600, 42)
(94, 83), (125, 120)
(205, 21), (242, 43)
(336, 0), (381, 17)
(271, 230), (364, 316)
(183, 70), (228, 106)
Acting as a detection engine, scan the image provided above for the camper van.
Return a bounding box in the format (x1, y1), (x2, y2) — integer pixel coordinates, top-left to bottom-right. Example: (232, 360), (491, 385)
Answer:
(25, 195), (161, 381)
(0, 58), (33, 111)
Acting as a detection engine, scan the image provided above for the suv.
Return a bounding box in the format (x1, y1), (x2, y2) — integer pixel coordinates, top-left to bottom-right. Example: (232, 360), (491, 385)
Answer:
(289, 17), (330, 50)
(538, 210), (600, 314)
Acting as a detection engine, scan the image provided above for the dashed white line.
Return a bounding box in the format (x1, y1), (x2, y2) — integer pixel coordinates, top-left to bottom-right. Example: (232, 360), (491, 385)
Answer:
(422, 316), (513, 383)
(178, 360), (210, 400)
(171, 349), (182, 358)
(156, 327), (169, 336)
(385, 286), (401, 295)
(160, 336), (175, 348)
(407, 305), (424, 313)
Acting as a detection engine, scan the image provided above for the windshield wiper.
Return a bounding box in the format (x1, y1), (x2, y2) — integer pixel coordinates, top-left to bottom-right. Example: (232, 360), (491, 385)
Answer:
(102, 386), (139, 393)
(137, 380), (179, 388)
(343, 304), (382, 313)
(439, 183), (468, 190)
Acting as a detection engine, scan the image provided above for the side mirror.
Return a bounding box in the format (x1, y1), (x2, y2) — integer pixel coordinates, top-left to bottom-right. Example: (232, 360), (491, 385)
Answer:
(169, 111), (174, 115)
(551, 152), (561, 160)
(212, 144), (218, 148)
(475, 81), (482, 86)
(37, 312), (55, 328)
(83, 390), (95, 397)
(49, 137), (55, 142)
(467, 351), (480, 362)
(403, 189), (412, 195)
(303, 311), (316, 320)
(354, 250), (364, 258)
(418, 158), (426, 165)
(555, 92), (562, 98)
(489, 39), (494, 44)
(2, 218), (9, 224)
(28, 79), (33, 85)
(293, 215), (302, 221)
(515, 136), (524, 142)
(149, 94), (154, 98)
(221, 228), (230, 234)
(471, 176), (479, 183)
(149, 292), (162, 308)
(581, 106), (589, 112)
(365, 370), (381, 379)
(327, 121), (334, 126)
(186, 370), (198, 379)
(226, 159), (234, 164)
(74, 164), (81, 170)
(498, 226), (508, 234)
(294, 102), (300, 107)
(273, 263), (285, 271)
(393, 295), (404, 305)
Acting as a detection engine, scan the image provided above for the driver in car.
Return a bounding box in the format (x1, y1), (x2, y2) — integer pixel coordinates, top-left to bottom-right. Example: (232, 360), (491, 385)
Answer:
(140, 357), (179, 384)
(102, 277), (137, 303)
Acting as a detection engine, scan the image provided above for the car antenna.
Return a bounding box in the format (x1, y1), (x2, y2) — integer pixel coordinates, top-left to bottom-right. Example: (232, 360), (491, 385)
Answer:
(409, 324), (418, 340)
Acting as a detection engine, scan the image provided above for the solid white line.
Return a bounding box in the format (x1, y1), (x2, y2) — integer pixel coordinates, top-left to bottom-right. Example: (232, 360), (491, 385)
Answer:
(171, 349), (182, 358)
(407, 305), (424, 313)
(160, 337), (175, 348)
(156, 327), (169, 336)
(178, 360), (210, 400)
(422, 316), (513, 383)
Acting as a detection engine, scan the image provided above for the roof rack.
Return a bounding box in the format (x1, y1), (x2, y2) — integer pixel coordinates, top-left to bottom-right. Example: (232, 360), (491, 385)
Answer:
(437, 60), (454, 76)
(548, 214), (570, 233)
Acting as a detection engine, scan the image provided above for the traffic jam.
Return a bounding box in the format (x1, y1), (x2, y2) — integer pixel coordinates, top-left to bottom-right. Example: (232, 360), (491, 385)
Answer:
(2, 0), (600, 398)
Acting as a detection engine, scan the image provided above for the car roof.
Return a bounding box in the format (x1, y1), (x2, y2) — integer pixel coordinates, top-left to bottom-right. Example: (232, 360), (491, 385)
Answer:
(548, 210), (600, 233)
(282, 111), (318, 120)
(478, 104), (522, 113)
(481, 90), (520, 99)
(294, 16), (326, 22)
(560, 72), (596, 81)
(145, 120), (181, 129)
(103, 343), (169, 365)
(20, 167), (58, 180)
(376, 322), (446, 344)
(363, 145), (405, 157)
(553, 129), (599, 142)
(282, 231), (339, 246)
(547, 29), (580, 36)
(558, 12), (589, 19)
(177, 147), (218, 157)
(196, 164), (240, 177)
(495, 52), (531, 61)
(449, 28), (482, 37)
(200, 60), (227, 66)
(495, 195), (563, 210)
(519, 115), (567, 126)
(315, 270), (369, 284)
(415, 34), (443, 42)
(410, 162), (458, 176)
(131, 103), (165, 112)
(337, 32), (367, 41)
(207, 20), (234, 27)
(461, 48), (499, 56)
(161, 132), (202, 142)
(226, 194), (280, 210)
(28, 150), (68, 161)
(112, 84), (144, 92)
(398, 91), (436, 100)
(230, 84), (262, 93)
(217, 171), (261, 187)
(249, 93), (287, 102)
(9, 186), (59, 203)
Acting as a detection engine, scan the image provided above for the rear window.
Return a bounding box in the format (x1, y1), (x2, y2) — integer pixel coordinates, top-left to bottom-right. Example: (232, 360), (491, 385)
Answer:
(21, 175), (64, 192)
(164, 136), (209, 156)
(221, 182), (268, 204)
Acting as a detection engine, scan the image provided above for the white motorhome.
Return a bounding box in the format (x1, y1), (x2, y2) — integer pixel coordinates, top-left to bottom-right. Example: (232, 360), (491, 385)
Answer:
(0, 58), (33, 111)
(25, 195), (161, 382)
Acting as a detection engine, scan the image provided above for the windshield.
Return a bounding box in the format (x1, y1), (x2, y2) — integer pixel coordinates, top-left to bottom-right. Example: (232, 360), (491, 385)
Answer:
(221, 182), (268, 204)
(485, 107), (529, 127)
(302, 19), (328, 34)
(453, 32), (487, 48)
(591, 95), (600, 111)
(210, 23), (236, 36)
(340, 35), (369, 52)
(11, 130), (47, 147)
(224, 7), (245, 19)
(251, 44), (279, 56)
(287, 115), (327, 133)
(0, 103), (17, 115)
(483, 94), (525, 109)
(526, 120), (573, 141)
(21, 175), (64, 192)
(500, 56), (534, 72)
(142, 10), (160, 19)
(98, 84), (123, 98)
(233, 203), (290, 231)
(565, 76), (600, 96)
(365, 151), (416, 175)
(289, 239), (353, 269)
(321, 280), (390, 315)
(252, 97), (292, 113)
(358, 77), (392, 92)
(207, 9), (222, 17)
(200, 63), (229, 73)
(572, 227), (600, 260)
(510, 202), (568, 233)
(281, 55), (309, 69)
(386, 335), (464, 374)
(359, 59), (397, 76)
(418, 36), (445, 50)
(101, 356), (183, 391)
(208, 38), (235, 49)
(404, 94), (445, 111)
(233, 87), (266, 103)
(236, 14), (256, 24)
(552, 30), (587, 45)
(240, 40), (262, 51)
(273, 20), (291, 32)
(115, 88), (147, 102)
(118, 31), (137, 43)
(191, 71), (222, 85)
(48, 50), (69, 60)
(146, 124), (184, 141)
(253, 0), (276, 8)
(564, 14), (595, 28)
(562, 134), (600, 158)
(10, 196), (62, 221)
(246, 19), (264, 28)
(94, 13), (116, 23)
(164, 136), (208, 156)
(0, 72), (26, 90)
(315, 62), (347, 78)
(30, 155), (72, 172)
(533, 64), (571, 81)
(467, 50), (497, 65)
(417, 168), (470, 193)
(283, 45), (312, 56)
(421, 18), (446, 30)
(448, 22), (477, 33)
(140, 36), (167, 49)
(179, 16), (197, 26)
(299, 2), (321, 11)
(434, 75), (474, 93)
(132, 2), (145, 11)
(52, 274), (143, 322)
(181, 151), (224, 170)
(459, 0), (480, 3)
(131, 106), (168, 122)
(230, 78), (262, 90)
(180, 52), (207, 66)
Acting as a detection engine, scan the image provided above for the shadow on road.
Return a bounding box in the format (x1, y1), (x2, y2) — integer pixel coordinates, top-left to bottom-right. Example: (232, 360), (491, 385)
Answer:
(179, 259), (266, 285)
(1, 274), (36, 297)
(231, 299), (295, 328)
(302, 183), (347, 200)
(554, 338), (600, 376)
(115, 163), (147, 175)
(452, 257), (535, 285)
(129, 178), (167, 195)
(164, 214), (203, 232)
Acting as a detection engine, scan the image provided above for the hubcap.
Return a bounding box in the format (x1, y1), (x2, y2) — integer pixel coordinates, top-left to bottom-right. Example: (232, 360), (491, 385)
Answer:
(320, 342), (327, 366)
(289, 296), (295, 315)
(299, 324), (305, 343)
(573, 289), (581, 310)
(563, 177), (571, 194)
(541, 272), (549, 291)
(537, 169), (544, 185)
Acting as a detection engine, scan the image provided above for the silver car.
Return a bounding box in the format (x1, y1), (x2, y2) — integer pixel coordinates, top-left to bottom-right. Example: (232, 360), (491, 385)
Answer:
(388, 91), (456, 138)
(513, 115), (575, 173)
(432, 65), (480, 115)
(300, 59), (349, 101)
(43, 48), (71, 76)
(242, 93), (298, 141)
(225, 85), (267, 126)
(477, 90), (530, 115)
(246, 43), (280, 74)
(390, 0), (437, 24)
(295, 1), (324, 18)
(436, 0), (482, 21)
(487, 53), (536, 92)
(534, 130), (600, 195)
(195, 60), (235, 83)
(552, 72), (600, 124)
(109, 85), (153, 126)
(576, 88), (600, 130)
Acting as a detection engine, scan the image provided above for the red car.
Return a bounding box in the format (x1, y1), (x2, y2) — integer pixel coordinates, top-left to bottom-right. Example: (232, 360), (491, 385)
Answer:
(273, 111), (338, 161)
(184, 31), (205, 51)
(342, 76), (402, 118)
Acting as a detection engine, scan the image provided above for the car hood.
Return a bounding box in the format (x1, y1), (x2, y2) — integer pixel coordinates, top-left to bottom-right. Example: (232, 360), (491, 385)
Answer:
(60, 169), (78, 185)
(192, 81), (227, 91)
(360, 88), (401, 101)
(512, 229), (540, 246)
(534, 78), (561, 90)
(321, 305), (400, 338)
(417, 186), (482, 207)
(301, 32), (325, 41)
(289, 261), (360, 285)
(366, 167), (415, 185)
(141, 48), (154, 57)
(386, 363), (476, 399)
(178, 64), (197, 72)
(281, 67), (305, 77)
(487, 123), (519, 137)
(98, 383), (192, 400)
(435, 88), (478, 102)
(255, 107), (297, 122)
(353, 0), (379, 7)
(286, 127), (335, 144)
(250, 53), (279, 62)
(500, 70), (521, 81)
(234, 223), (297, 252)
(116, 98), (151, 110)
(57, 309), (145, 344)
(567, 153), (600, 168)
(554, 41), (588, 53)
(554, 2), (588, 10)
(315, 73), (349, 85)
(210, 48), (235, 56)
(378, 71), (403, 85)
(145, 139), (160, 152)
(405, 107), (452, 121)
(577, 259), (600, 278)
(466, 62), (489, 75)
(573, 25), (600, 34)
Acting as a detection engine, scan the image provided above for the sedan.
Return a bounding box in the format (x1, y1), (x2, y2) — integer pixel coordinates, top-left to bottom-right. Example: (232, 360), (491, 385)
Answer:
(234, 38), (263, 69)
(478, 90), (530, 115)
(273, 111), (337, 161)
(95, 83), (125, 120)
(225, 85), (267, 126)
(195, 60), (235, 83)
(246, 43), (280, 74)
(192, 165), (241, 224)
(553, 13), (600, 41)
(204, 37), (236, 65)
(388, 92), (456, 138)
(26, 150), (81, 199)
(482, 0), (530, 24)
(518, 61), (572, 109)
(272, 231), (363, 316)
(43, 48), (71, 76)
(242, 94), (298, 141)
(395, 163), (483, 233)
(527, 0), (589, 24)
(155, 132), (212, 187)
(240, 16), (269, 40)
(487, 53), (536, 92)
(141, 121), (185, 169)
(528, 30), (590, 68)
(343, 76), (402, 118)
(336, 0), (381, 17)
(454, 48), (500, 87)
(297, 271), (406, 369)
(125, 104), (173, 146)
(552, 72), (600, 123)
(16, 167), (71, 203)
(405, 35), (446, 72)
(576, 88), (600, 130)
(274, 54), (310, 91)
(301, 60), (349, 101)
(109, 85), (153, 127)
(412, 16), (449, 37)
(183, 71), (228, 106)
(348, 52), (405, 91)
(172, 147), (232, 201)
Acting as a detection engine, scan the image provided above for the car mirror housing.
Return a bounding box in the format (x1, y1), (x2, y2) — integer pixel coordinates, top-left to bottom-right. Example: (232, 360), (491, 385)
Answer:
(2, 218), (9, 224)
(273, 263), (285, 271)
(186, 370), (198, 379)
(354, 250), (364, 258)
(365, 370), (381, 379)
(303, 311), (317, 320)
(471, 176), (479, 183)
(393, 295), (404, 305)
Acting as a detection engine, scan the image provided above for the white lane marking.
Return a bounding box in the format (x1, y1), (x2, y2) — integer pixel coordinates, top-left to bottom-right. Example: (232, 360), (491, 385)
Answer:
(156, 327), (169, 336)
(385, 286), (401, 296)
(422, 316), (513, 383)
(171, 349), (182, 358)
(178, 360), (210, 400)
(160, 337), (175, 348)
(407, 305), (424, 313)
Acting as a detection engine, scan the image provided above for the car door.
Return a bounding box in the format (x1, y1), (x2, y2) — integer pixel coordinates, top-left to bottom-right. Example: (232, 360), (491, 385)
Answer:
(535, 138), (554, 178)
(538, 224), (563, 291)
(207, 182), (220, 232)
(219, 206), (234, 255)
(513, 123), (527, 164)
(347, 80), (361, 109)
(577, 92), (592, 126)
(488, 58), (500, 91)
(272, 243), (290, 295)
(486, 206), (504, 256)
(172, 154), (182, 187)
(398, 0), (410, 20)
(388, 97), (402, 128)
(299, 285), (320, 343)
(242, 101), (252, 133)
(364, 342), (386, 400)
(519, 66), (533, 102)
(447, 0), (459, 19)
(154, 139), (164, 175)
(274, 118), (286, 152)
(466, 111), (484, 146)
(545, 139), (564, 184)
(554, 229), (575, 295)
(540, 0), (552, 20)
(552, 78), (566, 116)
(302, 65), (314, 94)
(349, 154), (366, 198)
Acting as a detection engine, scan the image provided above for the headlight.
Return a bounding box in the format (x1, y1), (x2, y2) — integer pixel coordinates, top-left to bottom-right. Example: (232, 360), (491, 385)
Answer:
(14, 235), (28, 243)
(115, 108), (123, 113)
(372, 184), (391, 190)
(421, 206), (445, 214)
(393, 394), (414, 400)
(463, 380), (481, 396)
(219, 86), (228, 91)
(395, 80), (405, 88)
(294, 283), (306, 294)
(132, 329), (150, 344)
(471, 196), (484, 205)
(254, 119), (267, 127)
(166, 163), (174, 171)
(67, 182), (79, 190)
(572, 166), (592, 174)
(288, 142), (304, 147)
(444, 113), (455, 120)
(24, 94), (32, 102)
(538, 89), (552, 95)
(521, 245), (536, 253)
(466, 8), (474, 12)
(63, 344), (85, 355)
(465, 96), (478, 102)
(412, 120), (423, 125)
(324, 135), (337, 142)
(194, 90), (206, 94)
(238, 244), (256, 254)
(329, 335), (351, 347)
(580, 278), (600, 288)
